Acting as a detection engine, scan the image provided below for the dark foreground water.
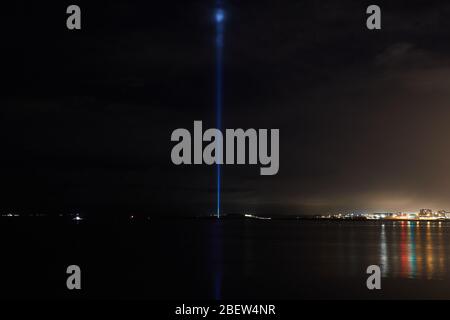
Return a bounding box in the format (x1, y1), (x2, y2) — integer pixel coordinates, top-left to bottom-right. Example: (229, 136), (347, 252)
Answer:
(1, 218), (450, 299)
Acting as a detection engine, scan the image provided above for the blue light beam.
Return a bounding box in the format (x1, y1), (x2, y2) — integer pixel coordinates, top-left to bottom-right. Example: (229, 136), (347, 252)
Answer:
(215, 3), (225, 219)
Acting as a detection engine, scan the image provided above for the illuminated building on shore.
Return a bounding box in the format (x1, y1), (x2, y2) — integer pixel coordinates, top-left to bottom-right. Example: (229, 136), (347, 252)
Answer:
(419, 209), (433, 218)
(438, 210), (450, 219)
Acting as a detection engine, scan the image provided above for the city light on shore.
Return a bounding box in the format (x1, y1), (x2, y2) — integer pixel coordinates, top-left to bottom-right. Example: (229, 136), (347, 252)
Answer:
(319, 208), (450, 221)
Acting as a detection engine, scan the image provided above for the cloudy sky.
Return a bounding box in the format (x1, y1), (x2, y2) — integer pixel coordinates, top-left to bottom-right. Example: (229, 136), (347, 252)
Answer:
(2, 1), (450, 215)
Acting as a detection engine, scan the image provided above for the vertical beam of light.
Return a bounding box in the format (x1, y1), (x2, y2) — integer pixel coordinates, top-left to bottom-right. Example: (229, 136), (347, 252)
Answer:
(215, 2), (225, 218)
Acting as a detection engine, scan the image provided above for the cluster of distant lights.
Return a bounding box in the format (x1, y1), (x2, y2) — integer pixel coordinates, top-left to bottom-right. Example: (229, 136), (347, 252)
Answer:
(1, 213), (84, 221)
(244, 214), (271, 220)
(0, 213), (151, 222)
(321, 210), (450, 221)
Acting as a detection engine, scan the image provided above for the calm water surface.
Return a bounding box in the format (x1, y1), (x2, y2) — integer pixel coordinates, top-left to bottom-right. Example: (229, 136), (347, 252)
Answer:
(2, 219), (450, 299)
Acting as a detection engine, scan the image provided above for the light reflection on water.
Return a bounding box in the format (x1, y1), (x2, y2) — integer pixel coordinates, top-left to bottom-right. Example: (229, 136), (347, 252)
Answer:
(380, 221), (447, 280)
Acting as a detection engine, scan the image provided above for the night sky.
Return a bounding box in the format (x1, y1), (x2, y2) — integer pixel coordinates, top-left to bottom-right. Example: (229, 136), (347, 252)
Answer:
(2, 0), (450, 216)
